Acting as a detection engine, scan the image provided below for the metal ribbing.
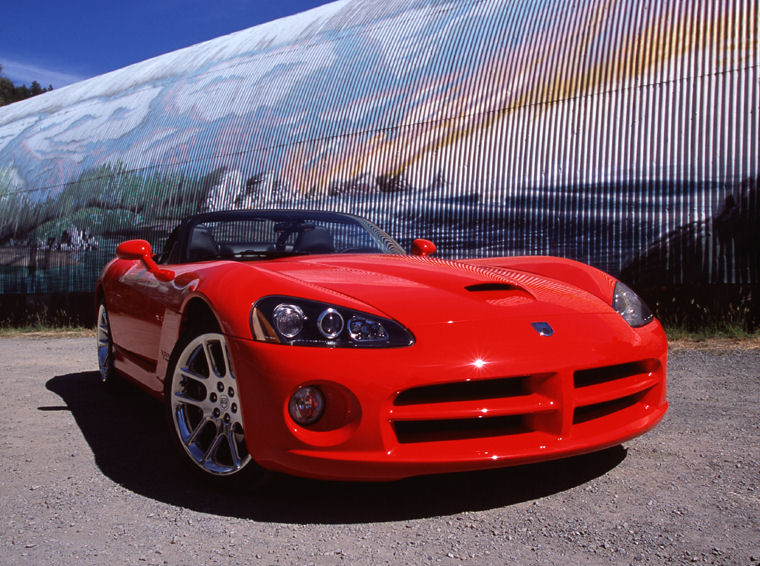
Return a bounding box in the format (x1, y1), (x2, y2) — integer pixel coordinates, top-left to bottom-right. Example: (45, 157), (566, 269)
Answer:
(0, 0), (757, 296)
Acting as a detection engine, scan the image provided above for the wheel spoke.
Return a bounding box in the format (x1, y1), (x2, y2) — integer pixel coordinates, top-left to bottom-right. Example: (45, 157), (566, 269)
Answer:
(219, 344), (232, 380)
(185, 343), (206, 375)
(186, 416), (212, 447)
(203, 340), (222, 378)
(203, 429), (225, 463)
(98, 345), (110, 368)
(227, 429), (242, 469)
(173, 391), (212, 414)
(180, 367), (208, 384)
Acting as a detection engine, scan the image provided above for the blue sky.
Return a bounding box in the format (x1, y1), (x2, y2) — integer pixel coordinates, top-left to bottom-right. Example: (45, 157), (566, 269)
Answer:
(0, 0), (335, 88)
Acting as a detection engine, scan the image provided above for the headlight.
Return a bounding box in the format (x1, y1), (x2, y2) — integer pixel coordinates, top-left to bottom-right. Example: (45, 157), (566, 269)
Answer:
(251, 296), (415, 347)
(613, 282), (654, 327)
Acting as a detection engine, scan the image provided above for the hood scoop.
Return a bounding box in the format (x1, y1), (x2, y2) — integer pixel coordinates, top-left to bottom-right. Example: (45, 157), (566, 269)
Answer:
(464, 281), (535, 305)
(465, 283), (521, 292)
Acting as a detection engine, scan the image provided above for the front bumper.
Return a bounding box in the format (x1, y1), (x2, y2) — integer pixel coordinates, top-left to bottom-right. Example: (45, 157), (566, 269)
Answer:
(227, 312), (667, 481)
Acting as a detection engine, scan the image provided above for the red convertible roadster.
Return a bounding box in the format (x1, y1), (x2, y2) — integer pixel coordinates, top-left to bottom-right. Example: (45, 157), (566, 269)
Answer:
(96, 210), (667, 483)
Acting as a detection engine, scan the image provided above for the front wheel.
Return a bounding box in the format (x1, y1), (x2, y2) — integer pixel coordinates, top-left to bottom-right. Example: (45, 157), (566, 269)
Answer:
(165, 332), (259, 483)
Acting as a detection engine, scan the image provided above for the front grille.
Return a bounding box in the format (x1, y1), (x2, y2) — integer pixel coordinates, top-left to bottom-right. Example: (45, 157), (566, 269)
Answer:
(387, 358), (663, 446)
(574, 361), (653, 388)
(394, 415), (524, 444)
(572, 359), (661, 428)
(394, 376), (526, 405)
(573, 391), (645, 424)
(389, 374), (552, 444)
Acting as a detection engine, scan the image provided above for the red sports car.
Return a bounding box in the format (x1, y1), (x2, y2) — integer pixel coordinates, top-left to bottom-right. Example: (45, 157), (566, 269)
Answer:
(96, 210), (667, 483)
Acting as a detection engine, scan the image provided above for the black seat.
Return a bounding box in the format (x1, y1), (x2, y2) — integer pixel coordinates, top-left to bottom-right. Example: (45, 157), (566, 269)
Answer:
(294, 227), (334, 254)
(188, 226), (220, 260)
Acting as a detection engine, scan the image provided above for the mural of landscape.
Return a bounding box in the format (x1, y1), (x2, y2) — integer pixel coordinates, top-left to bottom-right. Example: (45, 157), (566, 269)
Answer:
(0, 0), (757, 317)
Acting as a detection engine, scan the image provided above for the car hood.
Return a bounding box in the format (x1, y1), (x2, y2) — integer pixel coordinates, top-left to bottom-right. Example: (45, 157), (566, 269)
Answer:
(249, 254), (613, 325)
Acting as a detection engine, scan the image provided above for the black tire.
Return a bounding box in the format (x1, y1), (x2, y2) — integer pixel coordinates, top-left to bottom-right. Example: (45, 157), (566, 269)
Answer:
(164, 330), (264, 486)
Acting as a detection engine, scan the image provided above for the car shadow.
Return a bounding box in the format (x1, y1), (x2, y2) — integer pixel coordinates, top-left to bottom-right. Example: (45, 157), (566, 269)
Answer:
(45, 371), (627, 524)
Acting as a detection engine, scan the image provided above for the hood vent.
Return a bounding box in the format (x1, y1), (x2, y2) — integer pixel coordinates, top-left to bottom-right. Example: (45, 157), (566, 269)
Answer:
(465, 282), (520, 292)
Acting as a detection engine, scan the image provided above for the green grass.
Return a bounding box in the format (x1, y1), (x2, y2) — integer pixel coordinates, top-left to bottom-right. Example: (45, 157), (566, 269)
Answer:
(0, 324), (94, 337)
(664, 324), (760, 342)
(0, 309), (93, 336)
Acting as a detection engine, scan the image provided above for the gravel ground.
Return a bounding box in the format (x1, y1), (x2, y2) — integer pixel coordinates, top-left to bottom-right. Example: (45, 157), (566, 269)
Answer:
(1, 336), (758, 565)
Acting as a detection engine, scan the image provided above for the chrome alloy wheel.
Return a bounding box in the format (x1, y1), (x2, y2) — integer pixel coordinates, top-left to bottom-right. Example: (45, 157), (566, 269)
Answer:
(96, 302), (115, 383)
(169, 333), (251, 476)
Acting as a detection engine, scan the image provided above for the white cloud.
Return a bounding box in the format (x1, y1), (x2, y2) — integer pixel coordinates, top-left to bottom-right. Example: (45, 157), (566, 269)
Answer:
(22, 85), (162, 162)
(1, 59), (88, 88)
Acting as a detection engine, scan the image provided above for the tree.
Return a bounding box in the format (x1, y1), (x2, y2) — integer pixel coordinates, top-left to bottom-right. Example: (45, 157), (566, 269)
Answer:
(0, 76), (13, 106)
(0, 64), (54, 107)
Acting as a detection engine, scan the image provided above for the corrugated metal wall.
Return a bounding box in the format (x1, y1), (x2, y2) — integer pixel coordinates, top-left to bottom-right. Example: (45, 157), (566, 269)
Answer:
(0, 0), (757, 298)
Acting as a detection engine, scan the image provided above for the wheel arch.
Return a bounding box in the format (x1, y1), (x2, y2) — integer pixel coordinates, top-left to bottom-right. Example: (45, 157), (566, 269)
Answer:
(94, 257), (119, 312)
(94, 283), (105, 310)
(155, 294), (223, 389)
(179, 295), (222, 336)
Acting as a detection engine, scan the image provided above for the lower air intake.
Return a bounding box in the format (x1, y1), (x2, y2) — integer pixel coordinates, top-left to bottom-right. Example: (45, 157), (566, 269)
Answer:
(394, 415), (525, 444)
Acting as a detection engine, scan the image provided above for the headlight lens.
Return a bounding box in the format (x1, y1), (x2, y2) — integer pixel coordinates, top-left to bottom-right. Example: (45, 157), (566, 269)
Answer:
(317, 308), (344, 339)
(348, 316), (389, 342)
(613, 282), (654, 327)
(272, 303), (304, 338)
(251, 296), (415, 347)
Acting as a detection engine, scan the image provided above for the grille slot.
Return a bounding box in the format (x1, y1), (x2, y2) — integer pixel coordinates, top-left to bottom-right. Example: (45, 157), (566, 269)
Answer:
(394, 415), (525, 444)
(573, 392), (645, 424)
(574, 361), (652, 388)
(394, 376), (526, 406)
(390, 375), (547, 443)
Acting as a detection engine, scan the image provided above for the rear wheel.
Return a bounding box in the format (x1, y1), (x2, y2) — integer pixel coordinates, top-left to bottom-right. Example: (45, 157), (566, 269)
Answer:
(165, 331), (258, 483)
(96, 300), (117, 384)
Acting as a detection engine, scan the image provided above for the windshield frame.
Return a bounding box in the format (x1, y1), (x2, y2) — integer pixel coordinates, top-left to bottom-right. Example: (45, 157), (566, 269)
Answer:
(160, 209), (405, 265)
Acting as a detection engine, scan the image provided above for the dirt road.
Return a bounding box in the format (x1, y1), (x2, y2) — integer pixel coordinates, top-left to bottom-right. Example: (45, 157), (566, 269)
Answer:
(1, 337), (758, 565)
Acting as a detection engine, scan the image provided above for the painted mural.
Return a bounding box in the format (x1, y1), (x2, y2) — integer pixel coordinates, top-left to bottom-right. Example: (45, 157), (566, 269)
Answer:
(0, 0), (758, 309)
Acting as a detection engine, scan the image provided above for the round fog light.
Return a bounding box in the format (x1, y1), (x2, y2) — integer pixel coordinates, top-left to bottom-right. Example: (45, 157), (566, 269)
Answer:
(288, 386), (325, 425)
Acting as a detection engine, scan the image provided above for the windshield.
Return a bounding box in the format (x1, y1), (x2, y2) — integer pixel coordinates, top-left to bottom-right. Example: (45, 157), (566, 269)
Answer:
(180, 210), (404, 262)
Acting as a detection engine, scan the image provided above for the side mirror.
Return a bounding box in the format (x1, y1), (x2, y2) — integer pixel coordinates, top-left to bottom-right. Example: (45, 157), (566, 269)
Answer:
(116, 239), (152, 260)
(411, 238), (437, 257)
(115, 239), (174, 282)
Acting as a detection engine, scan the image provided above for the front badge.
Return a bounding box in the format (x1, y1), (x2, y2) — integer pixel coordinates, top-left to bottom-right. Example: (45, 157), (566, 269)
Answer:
(531, 322), (554, 337)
